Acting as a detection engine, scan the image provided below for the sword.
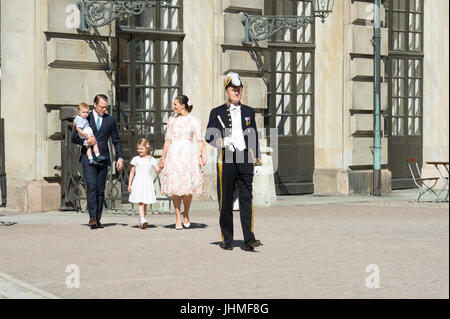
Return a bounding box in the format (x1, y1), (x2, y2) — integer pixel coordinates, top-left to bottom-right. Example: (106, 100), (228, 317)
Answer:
(217, 115), (235, 151)
(217, 115), (226, 129)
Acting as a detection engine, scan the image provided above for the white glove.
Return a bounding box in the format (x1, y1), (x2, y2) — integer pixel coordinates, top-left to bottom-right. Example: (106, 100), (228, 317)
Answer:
(223, 137), (235, 151)
(254, 166), (262, 175)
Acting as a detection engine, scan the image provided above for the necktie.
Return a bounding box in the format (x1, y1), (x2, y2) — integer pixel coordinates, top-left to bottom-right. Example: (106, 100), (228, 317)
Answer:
(96, 116), (101, 131)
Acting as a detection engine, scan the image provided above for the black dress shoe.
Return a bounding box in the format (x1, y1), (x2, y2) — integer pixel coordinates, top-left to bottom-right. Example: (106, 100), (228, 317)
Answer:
(222, 243), (233, 250)
(245, 239), (262, 251)
(96, 221), (104, 228)
(88, 218), (97, 229)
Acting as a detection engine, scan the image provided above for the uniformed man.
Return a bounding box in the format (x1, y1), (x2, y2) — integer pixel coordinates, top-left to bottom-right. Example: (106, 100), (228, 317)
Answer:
(205, 72), (263, 251)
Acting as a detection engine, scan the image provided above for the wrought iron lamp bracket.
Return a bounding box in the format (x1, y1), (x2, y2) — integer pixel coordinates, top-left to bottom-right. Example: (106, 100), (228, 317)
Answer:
(77, 0), (172, 32)
(241, 12), (315, 45)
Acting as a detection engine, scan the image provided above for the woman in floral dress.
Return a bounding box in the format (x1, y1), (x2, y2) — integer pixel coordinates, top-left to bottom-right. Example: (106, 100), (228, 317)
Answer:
(160, 95), (206, 230)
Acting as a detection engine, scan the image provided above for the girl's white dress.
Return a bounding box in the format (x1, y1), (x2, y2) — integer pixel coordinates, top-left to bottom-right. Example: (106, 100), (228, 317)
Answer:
(129, 155), (158, 204)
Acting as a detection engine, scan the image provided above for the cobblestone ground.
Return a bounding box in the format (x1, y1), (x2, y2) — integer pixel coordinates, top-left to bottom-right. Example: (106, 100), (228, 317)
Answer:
(0, 199), (448, 299)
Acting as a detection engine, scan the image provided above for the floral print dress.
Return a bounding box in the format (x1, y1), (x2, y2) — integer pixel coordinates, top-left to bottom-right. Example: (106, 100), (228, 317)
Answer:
(160, 114), (204, 196)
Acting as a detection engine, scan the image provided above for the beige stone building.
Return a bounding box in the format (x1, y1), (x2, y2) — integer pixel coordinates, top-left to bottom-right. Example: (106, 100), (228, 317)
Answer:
(0, 0), (448, 212)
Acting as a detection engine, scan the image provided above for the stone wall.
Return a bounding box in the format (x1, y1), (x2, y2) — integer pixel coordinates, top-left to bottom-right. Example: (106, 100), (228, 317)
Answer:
(0, 0), (448, 209)
(314, 0), (391, 195)
(421, 0), (449, 183)
(1, 0), (111, 211)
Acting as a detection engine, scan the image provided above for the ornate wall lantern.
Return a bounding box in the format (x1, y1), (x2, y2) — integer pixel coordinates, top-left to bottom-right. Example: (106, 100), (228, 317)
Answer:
(242, 0), (335, 44)
(314, 0), (335, 22)
(77, 0), (172, 32)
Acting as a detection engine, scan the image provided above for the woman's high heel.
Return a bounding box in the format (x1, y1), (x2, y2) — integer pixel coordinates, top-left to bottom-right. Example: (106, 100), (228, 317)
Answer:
(182, 212), (190, 228)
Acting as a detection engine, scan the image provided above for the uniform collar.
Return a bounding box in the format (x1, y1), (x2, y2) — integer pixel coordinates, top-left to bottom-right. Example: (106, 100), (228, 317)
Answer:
(229, 103), (241, 111)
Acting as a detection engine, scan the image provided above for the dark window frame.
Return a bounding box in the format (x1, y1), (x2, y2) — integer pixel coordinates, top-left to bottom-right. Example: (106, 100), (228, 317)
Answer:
(271, 0), (315, 45)
(386, 0), (424, 53)
(386, 0), (424, 138)
(265, 0), (316, 138)
(114, 1), (184, 149)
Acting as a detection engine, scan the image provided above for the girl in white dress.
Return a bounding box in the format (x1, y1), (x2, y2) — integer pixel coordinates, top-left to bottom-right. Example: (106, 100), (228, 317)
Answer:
(128, 138), (161, 229)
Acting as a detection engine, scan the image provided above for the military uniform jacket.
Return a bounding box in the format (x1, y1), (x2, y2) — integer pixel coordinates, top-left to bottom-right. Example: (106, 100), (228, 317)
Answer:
(205, 103), (262, 165)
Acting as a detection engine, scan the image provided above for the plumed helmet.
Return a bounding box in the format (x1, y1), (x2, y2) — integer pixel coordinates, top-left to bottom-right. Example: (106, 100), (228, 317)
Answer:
(225, 72), (243, 89)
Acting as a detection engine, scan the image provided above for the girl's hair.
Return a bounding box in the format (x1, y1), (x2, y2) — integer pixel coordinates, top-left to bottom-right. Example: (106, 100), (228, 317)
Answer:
(175, 95), (193, 113)
(137, 138), (151, 154)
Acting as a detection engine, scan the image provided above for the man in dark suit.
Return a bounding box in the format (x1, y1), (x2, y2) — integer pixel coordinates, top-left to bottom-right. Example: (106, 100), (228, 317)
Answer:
(72, 94), (124, 229)
(205, 72), (263, 251)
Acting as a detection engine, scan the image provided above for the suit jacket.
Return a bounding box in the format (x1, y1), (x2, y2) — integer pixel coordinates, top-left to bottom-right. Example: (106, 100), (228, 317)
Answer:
(71, 111), (123, 167)
(205, 103), (262, 165)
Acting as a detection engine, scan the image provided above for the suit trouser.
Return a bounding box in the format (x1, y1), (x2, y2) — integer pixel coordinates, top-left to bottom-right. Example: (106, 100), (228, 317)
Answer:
(83, 163), (108, 221)
(217, 150), (255, 245)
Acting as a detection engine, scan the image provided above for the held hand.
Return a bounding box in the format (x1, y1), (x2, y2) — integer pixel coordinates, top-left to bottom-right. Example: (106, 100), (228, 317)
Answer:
(86, 136), (96, 146)
(160, 159), (165, 170)
(223, 137), (235, 151)
(199, 155), (206, 166)
(223, 137), (234, 147)
(116, 158), (124, 172)
(128, 185), (132, 193)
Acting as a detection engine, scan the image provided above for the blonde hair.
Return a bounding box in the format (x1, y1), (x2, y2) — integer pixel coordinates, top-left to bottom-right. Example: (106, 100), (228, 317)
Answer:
(137, 138), (151, 155)
(78, 102), (90, 111)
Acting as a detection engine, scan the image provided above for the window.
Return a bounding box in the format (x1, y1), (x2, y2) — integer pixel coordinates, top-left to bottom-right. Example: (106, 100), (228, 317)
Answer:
(386, 0), (423, 137)
(268, 0), (315, 137)
(118, 0), (182, 31)
(387, 0), (423, 52)
(272, 0), (314, 44)
(274, 50), (314, 136)
(115, 0), (183, 148)
(390, 57), (422, 136)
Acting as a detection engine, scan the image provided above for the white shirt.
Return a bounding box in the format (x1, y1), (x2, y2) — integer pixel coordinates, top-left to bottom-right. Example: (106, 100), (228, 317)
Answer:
(230, 103), (246, 151)
(92, 110), (103, 130)
(89, 110), (123, 161)
(82, 110), (102, 147)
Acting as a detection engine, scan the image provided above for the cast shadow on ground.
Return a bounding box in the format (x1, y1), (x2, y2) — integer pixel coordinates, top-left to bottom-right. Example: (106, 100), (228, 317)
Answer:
(131, 224), (158, 229)
(82, 223), (129, 228)
(163, 223), (208, 229)
(210, 240), (260, 252)
(0, 221), (17, 227)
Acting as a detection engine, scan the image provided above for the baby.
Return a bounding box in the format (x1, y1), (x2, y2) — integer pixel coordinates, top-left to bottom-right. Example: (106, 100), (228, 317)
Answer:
(74, 103), (108, 165)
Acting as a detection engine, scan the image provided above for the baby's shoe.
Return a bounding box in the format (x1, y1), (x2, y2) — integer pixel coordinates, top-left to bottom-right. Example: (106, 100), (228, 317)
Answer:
(139, 218), (148, 229)
(89, 158), (99, 166)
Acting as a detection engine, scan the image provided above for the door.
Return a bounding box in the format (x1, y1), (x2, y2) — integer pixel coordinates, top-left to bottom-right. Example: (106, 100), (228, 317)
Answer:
(266, 49), (315, 195)
(388, 56), (423, 189)
(385, 0), (424, 189)
(264, 0), (315, 195)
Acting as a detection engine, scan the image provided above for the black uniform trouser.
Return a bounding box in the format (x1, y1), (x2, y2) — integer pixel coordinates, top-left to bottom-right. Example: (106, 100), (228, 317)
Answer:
(217, 150), (255, 245)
